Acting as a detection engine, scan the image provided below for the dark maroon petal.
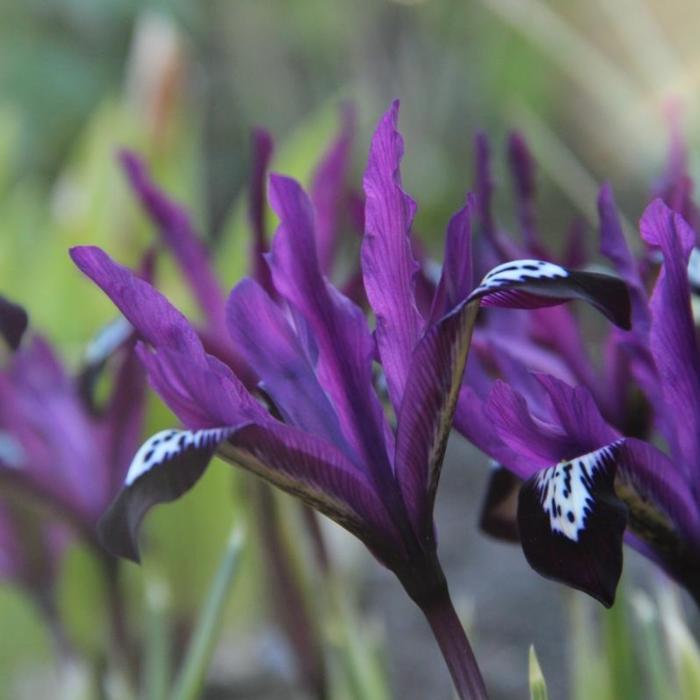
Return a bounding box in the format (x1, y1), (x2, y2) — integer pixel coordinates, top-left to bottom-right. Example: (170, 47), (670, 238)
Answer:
(640, 200), (700, 475)
(479, 464), (521, 542)
(102, 344), (147, 497)
(468, 259), (632, 330)
(361, 101), (424, 412)
(119, 151), (227, 329)
(248, 129), (275, 294)
(517, 442), (627, 607)
(0, 296), (28, 351)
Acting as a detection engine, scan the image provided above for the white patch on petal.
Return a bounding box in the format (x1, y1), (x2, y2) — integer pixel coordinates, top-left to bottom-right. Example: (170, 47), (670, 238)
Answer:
(688, 247), (700, 293)
(535, 442), (621, 542)
(125, 428), (231, 486)
(470, 260), (568, 298)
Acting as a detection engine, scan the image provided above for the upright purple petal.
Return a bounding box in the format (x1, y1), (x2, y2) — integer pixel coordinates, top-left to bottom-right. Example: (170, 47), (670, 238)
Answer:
(361, 101), (423, 411)
(598, 184), (649, 331)
(428, 197), (474, 323)
(485, 380), (574, 469)
(248, 129), (275, 293)
(226, 278), (352, 455)
(473, 132), (495, 239)
(394, 201), (476, 533)
(0, 295), (28, 351)
(640, 200), (700, 477)
(119, 151), (227, 328)
(395, 298), (478, 535)
(507, 131), (545, 256)
(70, 246), (206, 363)
(311, 104), (355, 275)
(266, 174), (394, 483)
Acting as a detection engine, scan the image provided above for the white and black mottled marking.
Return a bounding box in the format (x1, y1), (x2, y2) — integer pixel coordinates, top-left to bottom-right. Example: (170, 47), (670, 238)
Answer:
(84, 316), (133, 366)
(470, 260), (568, 298)
(517, 440), (627, 607)
(125, 427), (232, 486)
(535, 442), (622, 541)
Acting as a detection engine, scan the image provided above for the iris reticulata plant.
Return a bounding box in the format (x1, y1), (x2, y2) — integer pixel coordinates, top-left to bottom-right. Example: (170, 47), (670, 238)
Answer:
(70, 101), (632, 699)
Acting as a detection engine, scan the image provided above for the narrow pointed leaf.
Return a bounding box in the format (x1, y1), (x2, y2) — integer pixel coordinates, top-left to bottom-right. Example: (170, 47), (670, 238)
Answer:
(517, 441), (627, 607)
(529, 645), (549, 700)
(468, 259), (632, 330)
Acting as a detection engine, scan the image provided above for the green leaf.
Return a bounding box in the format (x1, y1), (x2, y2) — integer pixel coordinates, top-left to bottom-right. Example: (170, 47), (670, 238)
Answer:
(170, 525), (245, 700)
(529, 645), (549, 700)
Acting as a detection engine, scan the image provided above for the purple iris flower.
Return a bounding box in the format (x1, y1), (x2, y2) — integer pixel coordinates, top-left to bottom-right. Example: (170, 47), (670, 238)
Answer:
(455, 131), (700, 609)
(71, 101), (629, 699)
(0, 320), (145, 543)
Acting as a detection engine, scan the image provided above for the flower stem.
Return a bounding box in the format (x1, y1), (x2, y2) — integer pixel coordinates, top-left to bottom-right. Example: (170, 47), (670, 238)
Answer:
(420, 591), (489, 700)
(171, 524), (244, 700)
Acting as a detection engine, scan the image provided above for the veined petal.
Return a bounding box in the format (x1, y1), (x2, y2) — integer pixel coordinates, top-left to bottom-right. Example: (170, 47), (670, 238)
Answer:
(395, 299), (479, 535)
(428, 197), (474, 323)
(119, 151), (227, 328)
(248, 129), (275, 294)
(311, 104), (355, 275)
(0, 295), (28, 351)
(70, 246), (206, 363)
(226, 278), (352, 455)
(361, 100), (423, 412)
(101, 420), (401, 565)
(518, 442), (627, 607)
(485, 380), (575, 469)
(640, 199), (700, 476)
(267, 174), (393, 479)
(468, 259), (632, 330)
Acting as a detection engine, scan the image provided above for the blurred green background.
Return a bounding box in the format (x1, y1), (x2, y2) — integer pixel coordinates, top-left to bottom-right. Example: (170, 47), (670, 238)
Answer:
(2, 1), (700, 698)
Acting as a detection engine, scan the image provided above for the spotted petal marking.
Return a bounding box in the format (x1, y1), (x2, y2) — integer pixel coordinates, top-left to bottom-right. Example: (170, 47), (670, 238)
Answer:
(467, 259), (632, 330)
(98, 427), (232, 561)
(517, 441), (628, 607)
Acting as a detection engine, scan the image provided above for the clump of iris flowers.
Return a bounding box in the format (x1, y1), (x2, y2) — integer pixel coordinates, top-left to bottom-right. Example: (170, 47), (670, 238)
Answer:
(456, 127), (700, 610)
(71, 101), (630, 699)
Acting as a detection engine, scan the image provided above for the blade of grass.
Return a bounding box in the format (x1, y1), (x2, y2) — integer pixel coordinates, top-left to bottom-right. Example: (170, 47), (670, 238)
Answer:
(143, 577), (171, 700)
(529, 645), (549, 700)
(630, 590), (675, 700)
(170, 525), (245, 700)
